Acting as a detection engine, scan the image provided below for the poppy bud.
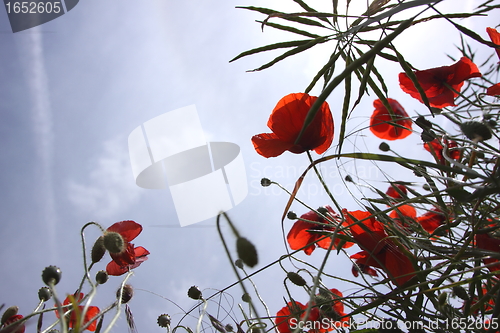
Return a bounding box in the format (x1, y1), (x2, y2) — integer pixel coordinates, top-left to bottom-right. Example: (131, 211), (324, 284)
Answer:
(415, 116), (433, 130)
(96, 270), (109, 284)
(287, 211), (297, 220)
(117, 284), (134, 304)
(345, 175), (353, 182)
(157, 314), (171, 328)
(317, 207), (328, 215)
(103, 231), (125, 254)
(287, 272), (307, 286)
(234, 259), (244, 269)
(42, 265), (61, 286)
(379, 142), (390, 152)
(241, 293), (251, 303)
(225, 324), (234, 332)
(460, 121), (492, 142)
(422, 184), (431, 191)
(260, 178), (271, 187)
(187, 286), (203, 300)
(236, 237), (258, 268)
(1, 306), (18, 325)
(421, 130), (436, 142)
(452, 286), (469, 301)
(38, 287), (52, 302)
(91, 236), (106, 263)
(438, 292), (448, 306)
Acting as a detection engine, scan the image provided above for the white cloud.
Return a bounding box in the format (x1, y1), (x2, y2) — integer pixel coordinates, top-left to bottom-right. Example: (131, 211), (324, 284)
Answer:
(67, 136), (141, 219)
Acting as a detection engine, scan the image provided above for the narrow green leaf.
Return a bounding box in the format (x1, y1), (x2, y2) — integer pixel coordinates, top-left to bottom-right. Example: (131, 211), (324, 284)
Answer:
(249, 37), (328, 72)
(304, 46), (344, 93)
(337, 54), (352, 154)
(292, 0), (332, 26)
(257, 20), (321, 38)
(230, 39), (312, 63)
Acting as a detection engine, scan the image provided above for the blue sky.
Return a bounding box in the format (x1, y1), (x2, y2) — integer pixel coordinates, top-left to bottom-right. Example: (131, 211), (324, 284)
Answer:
(0, 1), (498, 332)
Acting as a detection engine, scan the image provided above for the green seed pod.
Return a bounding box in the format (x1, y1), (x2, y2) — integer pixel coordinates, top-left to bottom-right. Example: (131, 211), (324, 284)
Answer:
(234, 259), (244, 270)
(241, 293), (251, 303)
(157, 314), (171, 328)
(117, 284), (134, 304)
(379, 142), (390, 152)
(287, 272), (307, 286)
(91, 236), (106, 263)
(96, 270), (109, 285)
(187, 286), (203, 300)
(460, 121), (492, 142)
(452, 286), (469, 301)
(103, 232), (125, 254)
(38, 287), (52, 302)
(260, 178), (271, 187)
(438, 292), (448, 306)
(236, 237), (258, 268)
(1, 306), (18, 325)
(42, 266), (61, 286)
(287, 211), (297, 220)
(225, 324), (234, 332)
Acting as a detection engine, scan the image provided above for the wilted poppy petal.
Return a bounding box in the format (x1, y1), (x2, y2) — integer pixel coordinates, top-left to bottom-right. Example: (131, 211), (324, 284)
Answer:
(2, 315), (25, 333)
(107, 220), (142, 242)
(487, 83), (500, 96)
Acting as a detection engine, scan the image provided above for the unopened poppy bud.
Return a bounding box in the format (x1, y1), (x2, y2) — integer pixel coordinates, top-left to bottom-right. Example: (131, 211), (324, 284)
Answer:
(422, 184), (431, 191)
(317, 207), (328, 215)
(96, 270), (109, 284)
(236, 237), (258, 268)
(91, 236), (106, 263)
(38, 287), (52, 302)
(421, 130), (436, 142)
(1, 306), (18, 325)
(225, 324), (234, 332)
(241, 293), (251, 303)
(460, 121), (492, 142)
(438, 292), (448, 306)
(42, 265), (61, 286)
(379, 142), (390, 152)
(287, 272), (307, 286)
(188, 286), (203, 300)
(260, 178), (271, 187)
(157, 314), (171, 328)
(287, 211), (297, 220)
(452, 286), (469, 301)
(345, 175), (353, 182)
(117, 284), (134, 304)
(234, 259), (244, 269)
(103, 232), (125, 254)
(415, 116), (433, 130)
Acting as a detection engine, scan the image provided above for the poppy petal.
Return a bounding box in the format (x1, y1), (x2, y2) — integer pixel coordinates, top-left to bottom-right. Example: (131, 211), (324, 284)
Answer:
(251, 133), (295, 158)
(107, 220), (142, 242)
(487, 83), (500, 96)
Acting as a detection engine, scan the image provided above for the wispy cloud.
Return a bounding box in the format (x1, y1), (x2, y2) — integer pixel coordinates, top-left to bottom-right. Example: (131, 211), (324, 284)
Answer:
(67, 136), (142, 219)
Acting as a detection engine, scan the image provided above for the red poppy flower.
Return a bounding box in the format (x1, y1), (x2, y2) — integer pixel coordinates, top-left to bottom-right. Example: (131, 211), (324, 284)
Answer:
(251, 93), (334, 158)
(1, 314), (25, 333)
(476, 233), (500, 277)
(424, 138), (460, 164)
(106, 245), (150, 276)
(386, 183), (407, 199)
(105, 220), (143, 266)
(287, 206), (353, 255)
(389, 204), (417, 231)
(344, 210), (415, 286)
(310, 288), (350, 329)
(56, 293), (100, 331)
(370, 99), (412, 140)
(487, 83), (500, 96)
(487, 27), (500, 61)
(417, 208), (446, 233)
(275, 301), (320, 333)
(399, 57), (482, 108)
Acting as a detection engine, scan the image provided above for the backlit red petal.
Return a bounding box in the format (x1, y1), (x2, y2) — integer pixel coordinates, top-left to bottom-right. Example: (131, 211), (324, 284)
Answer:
(251, 133), (295, 157)
(487, 83), (500, 96)
(287, 220), (317, 255)
(107, 220), (142, 242)
(487, 27), (500, 60)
